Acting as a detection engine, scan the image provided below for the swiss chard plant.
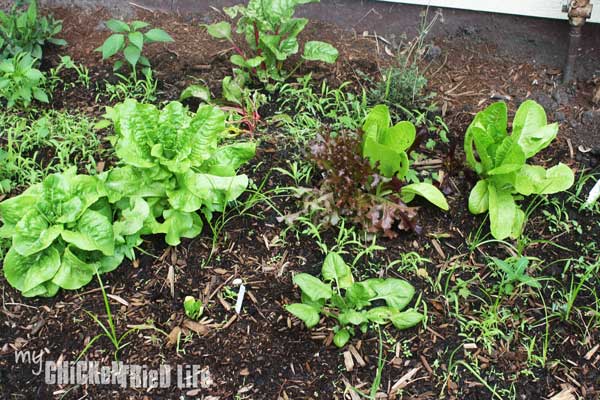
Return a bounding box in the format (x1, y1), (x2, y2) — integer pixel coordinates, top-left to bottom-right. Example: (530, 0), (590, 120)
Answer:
(99, 99), (256, 246)
(205, 0), (338, 83)
(96, 19), (173, 76)
(465, 100), (574, 240)
(0, 0), (66, 61)
(286, 252), (424, 347)
(0, 169), (135, 297)
(0, 52), (48, 108)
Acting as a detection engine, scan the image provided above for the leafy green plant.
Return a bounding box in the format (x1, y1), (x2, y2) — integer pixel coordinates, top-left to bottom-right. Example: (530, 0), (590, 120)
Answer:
(48, 55), (90, 91)
(180, 76), (266, 134)
(465, 100), (575, 240)
(96, 19), (173, 75)
(286, 252), (424, 347)
(0, 110), (105, 193)
(491, 257), (541, 295)
(100, 68), (157, 103)
(0, 169), (130, 297)
(0, 52), (48, 108)
(205, 0), (338, 83)
(288, 104), (448, 238)
(183, 296), (204, 320)
(99, 99), (256, 246)
(0, 0), (66, 61)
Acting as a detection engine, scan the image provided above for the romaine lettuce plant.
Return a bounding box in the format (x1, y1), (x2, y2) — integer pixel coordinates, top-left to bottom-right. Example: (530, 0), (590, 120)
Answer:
(362, 105), (449, 210)
(0, 169), (129, 297)
(286, 252), (424, 347)
(205, 0), (338, 82)
(465, 100), (575, 240)
(100, 99), (256, 246)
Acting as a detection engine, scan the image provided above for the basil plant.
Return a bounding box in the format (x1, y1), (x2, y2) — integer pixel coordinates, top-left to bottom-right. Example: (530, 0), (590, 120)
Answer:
(0, 169), (135, 297)
(286, 252), (424, 347)
(100, 99), (256, 246)
(465, 100), (574, 240)
(362, 105), (449, 211)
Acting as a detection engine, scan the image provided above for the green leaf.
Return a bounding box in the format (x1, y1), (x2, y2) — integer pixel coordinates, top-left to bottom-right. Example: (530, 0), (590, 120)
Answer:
(60, 209), (115, 256)
(321, 252), (354, 289)
(151, 209), (203, 246)
(286, 303), (320, 328)
(345, 282), (376, 309)
(0, 188), (40, 237)
(488, 182), (516, 240)
(302, 41), (339, 63)
(390, 309), (423, 330)
(401, 183), (449, 210)
(366, 306), (396, 324)
(205, 21), (232, 41)
(383, 121), (416, 153)
(114, 197), (150, 237)
(52, 246), (98, 290)
(128, 31), (144, 49)
(105, 19), (130, 33)
(144, 28), (174, 43)
(180, 84), (211, 102)
(200, 142), (257, 176)
(468, 180), (489, 214)
(333, 328), (351, 347)
(514, 163), (574, 195)
(338, 310), (368, 326)
(130, 20), (150, 31)
(364, 278), (415, 310)
(178, 172), (249, 213)
(4, 246), (60, 294)
(293, 273), (332, 301)
(489, 136), (525, 174)
(13, 210), (62, 256)
(99, 34), (125, 59)
(512, 100), (557, 158)
(183, 296), (204, 320)
(123, 45), (141, 66)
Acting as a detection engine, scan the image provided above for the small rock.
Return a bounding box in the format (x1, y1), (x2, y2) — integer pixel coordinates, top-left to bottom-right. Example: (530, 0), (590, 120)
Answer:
(552, 88), (570, 106)
(582, 110), (600, 125)
(553, 111), (566, 122)
(534, 93), (557, 111)
(425, 45), (442, 61)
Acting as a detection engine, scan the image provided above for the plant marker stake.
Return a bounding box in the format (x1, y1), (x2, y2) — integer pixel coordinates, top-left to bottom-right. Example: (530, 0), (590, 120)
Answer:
(585, 179), (600, 206)
(233, 279), (245, 315)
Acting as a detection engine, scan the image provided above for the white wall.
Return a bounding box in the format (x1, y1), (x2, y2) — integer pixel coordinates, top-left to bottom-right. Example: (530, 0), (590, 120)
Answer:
(379, 0), (600, 23)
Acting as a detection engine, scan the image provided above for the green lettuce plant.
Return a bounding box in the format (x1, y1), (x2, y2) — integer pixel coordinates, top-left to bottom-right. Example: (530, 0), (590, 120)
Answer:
(0, 169), (130, 297)
(205, 0), (338, 83)
(99, 99), (256, 246)
(465, 100), (574, 240)
(0, 52), (48, 108)
(286, 252), (424, 347)
(0, 0), (66, 61)
(362, 105), (449, 210)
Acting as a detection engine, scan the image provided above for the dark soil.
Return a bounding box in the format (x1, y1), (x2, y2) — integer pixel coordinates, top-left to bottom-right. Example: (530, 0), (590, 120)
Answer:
(1, 5), (599, 400)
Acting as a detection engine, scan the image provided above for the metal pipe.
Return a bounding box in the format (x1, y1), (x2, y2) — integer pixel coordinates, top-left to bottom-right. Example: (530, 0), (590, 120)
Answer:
(563, 0), (593, 83)
(564, 24), (582, 82)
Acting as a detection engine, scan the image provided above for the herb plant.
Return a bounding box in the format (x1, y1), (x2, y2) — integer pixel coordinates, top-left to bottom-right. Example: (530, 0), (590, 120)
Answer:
(0, 52), (48, 108)
(96, 19), (173, 75)
(465, 100), (575, 240)
(0, 169), (128, 297)
(99, 99), (255, 246)
(0, 0), (66, 61)
(205, 0), (338, 82)
(286, 252), (424, 347)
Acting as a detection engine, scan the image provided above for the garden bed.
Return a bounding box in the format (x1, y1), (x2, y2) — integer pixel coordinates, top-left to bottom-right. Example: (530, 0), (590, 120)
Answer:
(1, 3), (599, 400)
